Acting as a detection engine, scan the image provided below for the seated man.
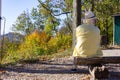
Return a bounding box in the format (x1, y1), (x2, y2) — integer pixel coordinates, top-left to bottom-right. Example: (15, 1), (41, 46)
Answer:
(72, 10), (103, 71)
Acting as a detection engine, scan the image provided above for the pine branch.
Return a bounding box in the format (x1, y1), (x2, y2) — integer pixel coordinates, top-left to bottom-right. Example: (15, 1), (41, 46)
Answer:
(38, 0), (71, 17)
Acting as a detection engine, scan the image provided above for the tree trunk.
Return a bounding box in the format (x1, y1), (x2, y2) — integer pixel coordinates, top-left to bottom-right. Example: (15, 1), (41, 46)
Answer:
(91, 0), (94, 11)
(72, 0), (82, 48)
(66, 13), (72, 34)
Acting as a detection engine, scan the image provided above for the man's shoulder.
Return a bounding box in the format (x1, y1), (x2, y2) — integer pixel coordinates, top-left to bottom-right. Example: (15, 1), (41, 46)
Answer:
(78, 24), (86, 27)
(77, 24), (85, 28)
(76, 24), (100, 32)
(76, 24), (89, 29)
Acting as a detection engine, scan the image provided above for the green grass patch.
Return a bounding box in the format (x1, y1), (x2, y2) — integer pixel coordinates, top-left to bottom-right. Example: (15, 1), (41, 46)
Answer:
(39, 48), (73, 61)
(0, 48), (73, 65)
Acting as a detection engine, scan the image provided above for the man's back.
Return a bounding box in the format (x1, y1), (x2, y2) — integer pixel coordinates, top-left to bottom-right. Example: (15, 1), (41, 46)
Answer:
(73, 24), (103, 58)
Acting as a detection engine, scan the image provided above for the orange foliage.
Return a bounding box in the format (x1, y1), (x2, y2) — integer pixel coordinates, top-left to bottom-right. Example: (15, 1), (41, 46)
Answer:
(26, 29), (48, 46)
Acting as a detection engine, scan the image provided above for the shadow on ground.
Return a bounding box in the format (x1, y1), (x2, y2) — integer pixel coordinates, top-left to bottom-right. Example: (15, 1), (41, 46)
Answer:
(1, 62), (89, 74)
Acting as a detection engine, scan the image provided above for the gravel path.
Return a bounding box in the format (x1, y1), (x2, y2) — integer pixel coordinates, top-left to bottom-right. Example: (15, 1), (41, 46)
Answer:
(0, 49), (120, 80)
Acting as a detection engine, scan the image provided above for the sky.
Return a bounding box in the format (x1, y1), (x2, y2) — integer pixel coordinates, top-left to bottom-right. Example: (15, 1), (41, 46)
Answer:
(1, 0), (39, 34)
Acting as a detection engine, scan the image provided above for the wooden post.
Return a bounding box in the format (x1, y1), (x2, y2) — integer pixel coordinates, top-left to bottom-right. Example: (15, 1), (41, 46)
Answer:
(0, 0), (1, 35)
(0, 0), (2, 60)
(113, 16), (115, 45)
(72, 0), (81, 48)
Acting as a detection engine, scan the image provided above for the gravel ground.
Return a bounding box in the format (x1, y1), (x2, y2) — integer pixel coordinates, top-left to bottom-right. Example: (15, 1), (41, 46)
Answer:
(0, 49), (120, 80)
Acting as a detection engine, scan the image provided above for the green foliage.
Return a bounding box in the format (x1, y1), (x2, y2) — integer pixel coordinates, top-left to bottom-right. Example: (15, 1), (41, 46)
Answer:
(18, 30), (48, 60)
(3, 0), (120, 65)
(48, 33), (72, 53)
(62, 0), (73, 12)
(1, 51), (21, 65)
(31, 8), (45, 30)
(0, 32), (25, 64)
(1, 30), (72, 64)
(61, 16), (73, 34)
(12, 11), (34, 35)
(1, 42), (20, 64)
(81, 0), (120, 44)
(93, 0), (119, 43)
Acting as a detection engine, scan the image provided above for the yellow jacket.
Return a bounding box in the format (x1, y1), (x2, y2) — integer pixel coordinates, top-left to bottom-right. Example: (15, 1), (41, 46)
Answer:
(73, 24), (103, 58)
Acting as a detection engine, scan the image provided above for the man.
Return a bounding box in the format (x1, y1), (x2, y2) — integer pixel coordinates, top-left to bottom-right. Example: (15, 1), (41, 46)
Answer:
(72, 10), (103, 71)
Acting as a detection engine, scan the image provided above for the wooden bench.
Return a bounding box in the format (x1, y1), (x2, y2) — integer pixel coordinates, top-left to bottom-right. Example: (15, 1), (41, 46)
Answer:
(74, 56), (120, 79)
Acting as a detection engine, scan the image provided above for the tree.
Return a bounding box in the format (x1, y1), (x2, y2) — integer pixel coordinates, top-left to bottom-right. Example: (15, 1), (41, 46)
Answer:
(94, 0), (120, 44)
(11, 0), (120, 45)
(38, 0), (61, 36)
(31, 8), (45, 30)
(82, 0), (120, 44)
(72, 0), (82, 47)
(12, 11), (34, 35)
(59, 17), (72, 35)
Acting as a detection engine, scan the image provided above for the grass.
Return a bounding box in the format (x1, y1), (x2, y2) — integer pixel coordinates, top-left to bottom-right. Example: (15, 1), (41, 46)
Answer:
(0, 48), (73, 66)
(19, 48), (73, 64)
(39, 48), (73, 61)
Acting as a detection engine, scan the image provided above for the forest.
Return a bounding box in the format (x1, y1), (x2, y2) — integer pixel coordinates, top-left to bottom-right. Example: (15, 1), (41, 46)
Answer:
(0, 0), (120, 64)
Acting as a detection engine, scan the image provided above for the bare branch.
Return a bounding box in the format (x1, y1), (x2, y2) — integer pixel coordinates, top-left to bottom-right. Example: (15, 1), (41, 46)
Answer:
(38, 0), (71, 17)
(53, 11), (72, 16)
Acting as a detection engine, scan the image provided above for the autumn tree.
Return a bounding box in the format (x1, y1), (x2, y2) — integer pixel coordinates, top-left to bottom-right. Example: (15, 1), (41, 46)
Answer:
(94, 0), (120, 43)
(11, 0), (120, 44)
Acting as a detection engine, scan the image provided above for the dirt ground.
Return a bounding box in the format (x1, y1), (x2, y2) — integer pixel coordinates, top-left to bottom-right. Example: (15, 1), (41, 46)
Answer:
(0, 49), (120, 80)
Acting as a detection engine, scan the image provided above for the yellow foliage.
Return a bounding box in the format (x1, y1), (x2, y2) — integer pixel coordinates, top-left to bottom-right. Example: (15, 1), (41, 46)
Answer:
(25, 29), (48, 46)
(47, 33), (72, 53)
(17, 29), (49, 59)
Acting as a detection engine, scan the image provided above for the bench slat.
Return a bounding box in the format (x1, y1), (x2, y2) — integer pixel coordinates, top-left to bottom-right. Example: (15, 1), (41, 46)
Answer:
(74, 56), (120, 65)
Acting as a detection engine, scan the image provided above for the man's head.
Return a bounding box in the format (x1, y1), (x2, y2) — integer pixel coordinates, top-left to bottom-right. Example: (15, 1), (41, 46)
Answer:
(83, 10), (97, 25)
